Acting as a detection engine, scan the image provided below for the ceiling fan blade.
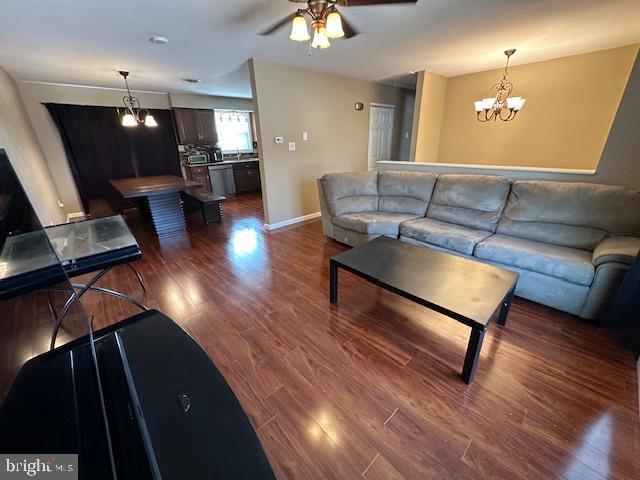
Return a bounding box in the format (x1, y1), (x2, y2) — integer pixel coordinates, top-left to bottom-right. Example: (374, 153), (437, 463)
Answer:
(341, 15), (359, 39)
(338, 0), (417, 6)
(259, 13), (295, 36)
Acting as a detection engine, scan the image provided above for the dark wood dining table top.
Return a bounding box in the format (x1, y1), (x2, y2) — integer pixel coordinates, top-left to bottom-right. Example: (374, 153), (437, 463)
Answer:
(110, 175), (202, 198)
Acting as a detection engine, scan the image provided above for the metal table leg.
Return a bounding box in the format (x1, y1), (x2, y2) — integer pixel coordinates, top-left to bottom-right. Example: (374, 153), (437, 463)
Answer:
(127, 263), (146, 292)
(71, 285), (149, 312)
(49, 267), (114, 350)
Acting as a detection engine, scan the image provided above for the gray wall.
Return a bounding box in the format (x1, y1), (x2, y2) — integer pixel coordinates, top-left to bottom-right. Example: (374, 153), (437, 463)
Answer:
(397, 90), (415, 161)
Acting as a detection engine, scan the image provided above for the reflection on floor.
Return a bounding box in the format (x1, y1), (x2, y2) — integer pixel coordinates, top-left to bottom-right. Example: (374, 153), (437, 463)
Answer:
(2, 191), (639, 479)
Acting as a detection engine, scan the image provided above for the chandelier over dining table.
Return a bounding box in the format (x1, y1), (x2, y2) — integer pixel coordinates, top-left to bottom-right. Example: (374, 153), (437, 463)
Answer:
(118, 71), (158, 127)
(474, 49), (526, 122)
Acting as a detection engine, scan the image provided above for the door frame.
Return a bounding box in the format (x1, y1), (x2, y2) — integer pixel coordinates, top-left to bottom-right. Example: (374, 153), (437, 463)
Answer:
(367, 104), (395, 170)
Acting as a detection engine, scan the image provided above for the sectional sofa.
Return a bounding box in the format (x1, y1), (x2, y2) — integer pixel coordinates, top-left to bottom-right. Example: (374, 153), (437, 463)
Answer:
(317, 170), (640, 320)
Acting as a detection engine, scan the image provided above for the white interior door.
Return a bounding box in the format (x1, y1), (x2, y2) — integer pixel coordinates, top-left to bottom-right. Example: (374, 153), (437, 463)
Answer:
(367, 105), (394, 169)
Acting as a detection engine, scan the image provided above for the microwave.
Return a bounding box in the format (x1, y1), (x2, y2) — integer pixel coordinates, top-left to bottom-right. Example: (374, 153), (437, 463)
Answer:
(187, 154), (209, 165)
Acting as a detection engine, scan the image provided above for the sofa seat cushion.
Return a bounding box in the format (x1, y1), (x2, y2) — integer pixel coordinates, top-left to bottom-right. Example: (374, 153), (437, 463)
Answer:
(332, 212), (419, 236)
(400, 218), (492, 255)
(475, 234), (594, 286)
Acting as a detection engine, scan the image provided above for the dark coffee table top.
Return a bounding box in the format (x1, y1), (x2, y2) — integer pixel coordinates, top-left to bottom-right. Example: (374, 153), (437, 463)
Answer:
(331, 236), (518, 328)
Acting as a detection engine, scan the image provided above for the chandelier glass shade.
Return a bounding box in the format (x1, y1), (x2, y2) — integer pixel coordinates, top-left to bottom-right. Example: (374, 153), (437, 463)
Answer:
(474, 49), (526, 122)
(118, 71), (157, 127)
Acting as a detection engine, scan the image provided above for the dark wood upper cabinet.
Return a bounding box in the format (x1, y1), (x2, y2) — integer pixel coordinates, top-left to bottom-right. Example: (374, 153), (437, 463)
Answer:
(173, 108), (218, 144)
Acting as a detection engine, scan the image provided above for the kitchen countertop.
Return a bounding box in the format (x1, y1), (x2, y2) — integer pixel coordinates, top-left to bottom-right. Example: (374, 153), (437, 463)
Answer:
(183, 158), (259, 167)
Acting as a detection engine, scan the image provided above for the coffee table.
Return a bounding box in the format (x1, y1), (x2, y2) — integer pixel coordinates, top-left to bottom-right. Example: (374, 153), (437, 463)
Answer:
(329, 236), (518, 384)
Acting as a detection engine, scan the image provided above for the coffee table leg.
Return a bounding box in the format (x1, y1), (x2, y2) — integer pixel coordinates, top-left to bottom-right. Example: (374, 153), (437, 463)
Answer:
(461, 327), (485, 384)
(330, 260), (338, 304)
(497, 286), (515, 326)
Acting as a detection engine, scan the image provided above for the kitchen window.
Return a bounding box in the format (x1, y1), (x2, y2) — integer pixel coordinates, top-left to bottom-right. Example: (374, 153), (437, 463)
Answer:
(215, 110), (253, 153)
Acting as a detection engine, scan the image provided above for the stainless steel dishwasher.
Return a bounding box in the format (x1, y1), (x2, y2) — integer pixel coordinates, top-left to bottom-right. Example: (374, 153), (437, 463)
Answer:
(208, 164), (236, 196)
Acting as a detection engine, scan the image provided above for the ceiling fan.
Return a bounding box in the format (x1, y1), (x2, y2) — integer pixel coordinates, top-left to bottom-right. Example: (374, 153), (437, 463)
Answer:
(259, 0), (418, 50)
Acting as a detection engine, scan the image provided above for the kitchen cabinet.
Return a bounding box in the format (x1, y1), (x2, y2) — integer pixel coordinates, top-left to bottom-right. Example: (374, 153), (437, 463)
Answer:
(173, 108), (218, 144)
(183, 165), (212, 193)
(233, 162), (261, 193)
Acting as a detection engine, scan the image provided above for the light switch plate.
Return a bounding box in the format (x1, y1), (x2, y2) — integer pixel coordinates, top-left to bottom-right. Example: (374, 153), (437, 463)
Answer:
(288, 142), (296, 151)
(274, 136), (284, 144)
(302, 131), (308, 141)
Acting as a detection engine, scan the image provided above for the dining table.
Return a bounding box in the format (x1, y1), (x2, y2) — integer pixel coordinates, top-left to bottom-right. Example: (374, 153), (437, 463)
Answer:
(110, 175), (202, 238)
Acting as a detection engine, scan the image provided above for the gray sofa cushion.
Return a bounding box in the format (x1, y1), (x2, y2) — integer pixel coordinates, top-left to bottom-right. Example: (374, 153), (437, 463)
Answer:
(321, 171), (378, 217)
(377, 170), (437, 216)
(475, 234), (595, 286)
(401, 218), (492, 255)
(497, 180), (640, 250)
(427, 174), (511, 232)
(332, 212), (420, 236)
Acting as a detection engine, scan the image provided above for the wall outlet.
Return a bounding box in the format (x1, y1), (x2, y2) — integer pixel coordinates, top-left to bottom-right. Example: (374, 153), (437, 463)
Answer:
(288, 142), (296, 151)
(274, 136), (284, 144)
(302, 131), (309, 141)
(405, 132), (410, 139)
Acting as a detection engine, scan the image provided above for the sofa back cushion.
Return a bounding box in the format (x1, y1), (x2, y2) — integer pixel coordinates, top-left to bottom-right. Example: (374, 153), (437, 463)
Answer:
(497, 180), (640, 250)
(321, 171), (378, 217)
(426, 174), (511, 232)
(377, 170), (437, 216)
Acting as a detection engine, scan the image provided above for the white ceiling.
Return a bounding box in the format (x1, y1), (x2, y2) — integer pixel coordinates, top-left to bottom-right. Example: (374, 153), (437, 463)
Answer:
(0, 0), (639, 99)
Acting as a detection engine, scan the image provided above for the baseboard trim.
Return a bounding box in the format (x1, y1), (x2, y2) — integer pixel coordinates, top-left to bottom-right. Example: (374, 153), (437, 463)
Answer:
(264, 212), (321, 231)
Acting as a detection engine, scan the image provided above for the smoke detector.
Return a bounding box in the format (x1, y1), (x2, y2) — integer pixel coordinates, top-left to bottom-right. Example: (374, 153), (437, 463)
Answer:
(150, 36), (169, 45)
(181, 78), (202, 84)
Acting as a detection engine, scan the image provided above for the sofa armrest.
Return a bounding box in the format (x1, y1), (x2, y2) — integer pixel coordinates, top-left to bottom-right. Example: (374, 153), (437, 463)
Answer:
(592, 236), (640, 267)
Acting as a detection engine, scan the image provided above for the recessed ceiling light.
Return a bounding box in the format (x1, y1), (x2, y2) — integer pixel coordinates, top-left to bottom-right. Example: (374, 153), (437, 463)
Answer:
(181, 78), (202, 84)
(150, 36), (169, 45)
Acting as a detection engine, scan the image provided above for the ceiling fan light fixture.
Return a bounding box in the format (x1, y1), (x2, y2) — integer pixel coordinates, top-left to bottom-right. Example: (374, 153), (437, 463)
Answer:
(311, 26), (330, 49)
(290, 13), (310, 41)
(325, 11), (345, 39)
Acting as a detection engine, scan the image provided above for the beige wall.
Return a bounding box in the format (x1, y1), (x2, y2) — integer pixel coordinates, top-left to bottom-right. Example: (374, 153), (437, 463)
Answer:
(0, 69), (66, 225)
(410, 71), (448, 164)
(413, 44), (639, 170)
(250, 59), (408, 226)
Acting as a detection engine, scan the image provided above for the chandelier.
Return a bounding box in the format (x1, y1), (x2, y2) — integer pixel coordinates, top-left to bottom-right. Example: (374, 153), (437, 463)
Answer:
(474, 49), (526, 122)
(289, 3), (345, 49)
(118, 71), (157, 127)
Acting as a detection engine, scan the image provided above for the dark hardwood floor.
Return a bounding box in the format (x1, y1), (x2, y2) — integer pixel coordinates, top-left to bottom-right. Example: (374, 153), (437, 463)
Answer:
(2, 192), (639, 479)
